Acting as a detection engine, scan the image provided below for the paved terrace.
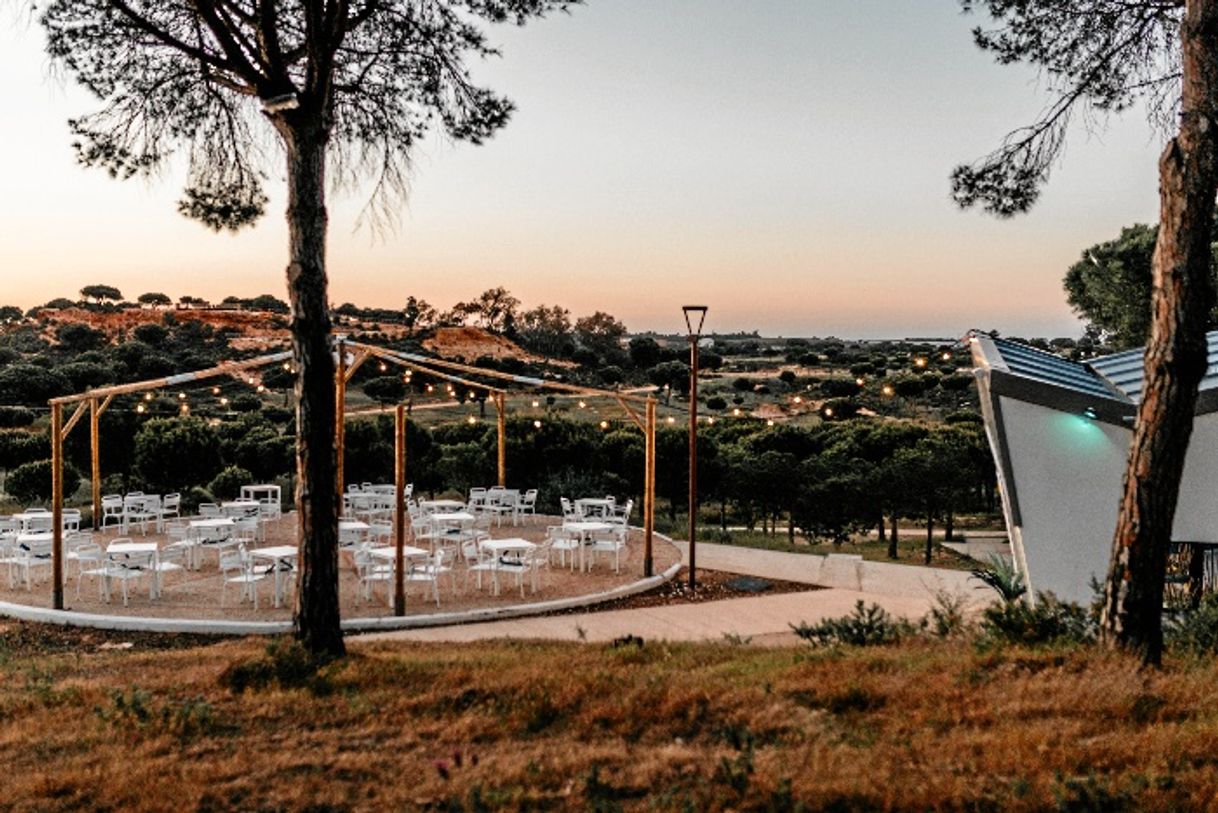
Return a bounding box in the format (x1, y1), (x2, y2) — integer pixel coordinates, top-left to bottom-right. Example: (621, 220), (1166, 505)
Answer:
(358, 541), (992, 646)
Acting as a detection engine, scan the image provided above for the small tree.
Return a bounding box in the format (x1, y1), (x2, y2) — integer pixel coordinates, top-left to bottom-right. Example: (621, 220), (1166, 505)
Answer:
(137, 292), (172, 308)
(6, 459), (82, 505)
(80, 284), (123, 304)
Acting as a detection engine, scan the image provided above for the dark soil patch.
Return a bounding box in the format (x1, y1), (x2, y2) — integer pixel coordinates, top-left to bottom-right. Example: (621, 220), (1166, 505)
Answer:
(0, 620), (230, 659)
(543, 568), (820, 616)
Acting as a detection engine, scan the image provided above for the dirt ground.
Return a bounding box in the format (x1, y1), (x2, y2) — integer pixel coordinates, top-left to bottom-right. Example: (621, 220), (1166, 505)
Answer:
(0, 514), (682, 622)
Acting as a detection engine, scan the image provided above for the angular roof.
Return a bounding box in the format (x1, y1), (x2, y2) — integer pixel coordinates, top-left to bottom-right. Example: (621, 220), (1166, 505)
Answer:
(973, 331), (1218, 409)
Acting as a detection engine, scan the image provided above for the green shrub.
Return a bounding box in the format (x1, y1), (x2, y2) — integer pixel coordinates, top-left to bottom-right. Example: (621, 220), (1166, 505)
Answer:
(792, 601), (907, 647)
(979, 592), (1094, 647)
(0, 406), (35, 428)
(6, 459), (82, 504)
(972, 554), (1027, 604)
(219, 638), (334, 695)
(1166, 594), (1218, 655)
(207, 466), (252, 501)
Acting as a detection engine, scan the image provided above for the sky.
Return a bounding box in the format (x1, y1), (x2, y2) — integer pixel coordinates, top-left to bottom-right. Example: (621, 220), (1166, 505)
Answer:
(0, 2), (1166, 339)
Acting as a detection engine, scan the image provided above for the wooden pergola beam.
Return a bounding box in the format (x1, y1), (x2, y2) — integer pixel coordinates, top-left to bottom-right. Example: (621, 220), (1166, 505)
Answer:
(60, 401), (89, 440)
(49, 350), (295, 405)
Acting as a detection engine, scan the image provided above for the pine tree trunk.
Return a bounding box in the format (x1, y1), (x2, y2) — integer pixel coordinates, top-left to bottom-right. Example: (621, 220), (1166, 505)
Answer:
(877, 512), (887, 542)
(1101, 0), (1218, 667)
(945, 510), (954, 542)
(281, 118), (345, 660)
(889, 513), (899, 559)
(924, 513), (934, 565)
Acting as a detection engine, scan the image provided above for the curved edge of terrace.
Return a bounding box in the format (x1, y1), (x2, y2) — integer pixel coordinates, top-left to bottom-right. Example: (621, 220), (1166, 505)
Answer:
(0, 539), (683, 636)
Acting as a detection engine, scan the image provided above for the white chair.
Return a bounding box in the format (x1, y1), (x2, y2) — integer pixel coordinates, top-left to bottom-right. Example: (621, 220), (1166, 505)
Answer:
(588, 526), (629, 574)
(353, 545), (394, 606)
(612, 499), (634, 526)
(560, 497), (579, 522)
(7, 537), (52, 589)
(220, 546), (267, 608)
(406, 549), (452, 606)
(100, 495), (125, 532)
(104, 544), (154, 606)
(74, 544), (111, 599)
(519, 489), (538, 523)
(159, 493), (181, 523)
(122, 495), (155, 535)
(496, 541), (551, 598)
(198, 503), (222, 519)
(369, 520), (394, 544)
(546, 525), (582, 571)
(62, 509), (82, 533)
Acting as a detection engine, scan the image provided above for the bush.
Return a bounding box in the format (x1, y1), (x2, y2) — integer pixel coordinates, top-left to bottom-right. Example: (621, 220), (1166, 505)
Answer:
(207, 466), (253, 501)
(979, 592), (1094, 647)
(820, 378), (861, 398)
(134, 416), (223, 493)
(706, 396), (727, 411)
(6, 459), (82, 504)
(1166, 594), (1218, 655)
(0, 406), (35, 428)
(219, 638), (334, 695)
(792, 601), (908, 647)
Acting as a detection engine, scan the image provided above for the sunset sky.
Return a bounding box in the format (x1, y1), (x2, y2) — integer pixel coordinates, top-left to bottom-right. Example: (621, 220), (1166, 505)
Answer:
(0, 2), (1163, 339)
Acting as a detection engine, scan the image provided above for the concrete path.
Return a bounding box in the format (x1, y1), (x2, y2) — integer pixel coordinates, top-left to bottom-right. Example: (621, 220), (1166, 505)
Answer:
(355, 588), (932, 645)
(356, 541), (990, 646)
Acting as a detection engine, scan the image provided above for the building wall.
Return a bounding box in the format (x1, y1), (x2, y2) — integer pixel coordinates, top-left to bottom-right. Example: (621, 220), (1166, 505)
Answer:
(1000, 400), (1218, 605)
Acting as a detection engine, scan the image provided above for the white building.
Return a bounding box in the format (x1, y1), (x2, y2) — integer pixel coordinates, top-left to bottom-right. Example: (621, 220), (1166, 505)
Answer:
(969, 332), (1218, 605)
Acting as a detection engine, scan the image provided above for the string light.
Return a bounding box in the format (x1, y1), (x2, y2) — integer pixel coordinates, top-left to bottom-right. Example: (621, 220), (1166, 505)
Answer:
(914, 358), (927, 368)
(467, 416), (477, 425)
(533, 419), (542, 429)
(256, 385), (266, 393)
(531, 400), (540, 408)
(282, 362), (291, 371)
(136, 403), (146, 414)
(220, 397), (229, 406)
(144, 393), (153, 401)
(707, 417), (715, 425)
(211, 386), (221, 395)
(882, 384), (895, 397)
(792, 396), (802, 404)
(378, 362), (387, 372)
(599, 420), (609, 429)
(247, 376), (255, 384)
(855, 377), (865, 386)
(942, 352), (952, 361)
(766, 419), (775, 427)
(824, 407), (834, 418)
(578, 400), (587, 409)
(732, 408), (741, 416)
(178, 392), (186, 400)
(180, 404), (190, 415)
(666, 416), (676, 424)
(426, 385), (434, 393)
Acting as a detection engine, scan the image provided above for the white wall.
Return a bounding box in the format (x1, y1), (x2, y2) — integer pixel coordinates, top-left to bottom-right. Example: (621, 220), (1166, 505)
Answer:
(1000, 401), (1218, 605)
(1001, 397), (1127, 604)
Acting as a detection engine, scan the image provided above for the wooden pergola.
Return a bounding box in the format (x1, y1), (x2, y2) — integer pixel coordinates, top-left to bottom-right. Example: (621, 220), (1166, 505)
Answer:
(45, 338), (660, 614)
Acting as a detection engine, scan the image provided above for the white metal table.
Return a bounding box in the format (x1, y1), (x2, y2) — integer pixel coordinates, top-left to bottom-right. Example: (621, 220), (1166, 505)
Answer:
(249, 545), (299, 607)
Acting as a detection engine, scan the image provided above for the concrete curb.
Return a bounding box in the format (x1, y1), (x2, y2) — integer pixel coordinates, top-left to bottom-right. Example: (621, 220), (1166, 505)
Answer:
(0, 559), (683, 637)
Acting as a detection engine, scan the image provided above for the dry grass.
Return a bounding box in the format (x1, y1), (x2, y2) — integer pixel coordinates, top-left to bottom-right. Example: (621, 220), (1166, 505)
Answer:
(3, 625), (1218, 811)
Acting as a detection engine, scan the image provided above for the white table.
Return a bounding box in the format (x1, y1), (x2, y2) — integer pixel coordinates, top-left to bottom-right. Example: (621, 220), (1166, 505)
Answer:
(221, 500), (261, 517)
(339, 519), (371, 545)
(478, 537), (537, 596)
(431, 511), (476, 524)
(367, 544), (429, 562)
(9, 512), (54, 532)
(107, 541), (161, 598)
(190, 517), (235, 539)
(562, 521), (616, 571)
(250, 545), (299, 607)
(575, 498), (615, 519)
(241, 484), (281, 503)
(419, 499), (466, 513)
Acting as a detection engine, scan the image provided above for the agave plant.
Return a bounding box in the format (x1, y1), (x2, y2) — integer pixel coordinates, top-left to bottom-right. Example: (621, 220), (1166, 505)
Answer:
(972, 554), (1026, 605)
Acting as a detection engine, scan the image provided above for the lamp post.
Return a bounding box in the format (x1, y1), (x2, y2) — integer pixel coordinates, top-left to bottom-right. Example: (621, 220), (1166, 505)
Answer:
(682, 305), (708, 591)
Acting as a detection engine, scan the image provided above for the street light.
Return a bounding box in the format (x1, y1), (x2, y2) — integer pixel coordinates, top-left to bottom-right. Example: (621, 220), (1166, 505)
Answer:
(682, 305), (708, 592)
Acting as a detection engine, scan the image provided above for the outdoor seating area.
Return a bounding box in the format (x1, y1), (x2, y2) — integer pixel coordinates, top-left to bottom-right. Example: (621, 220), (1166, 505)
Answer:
(0, 489), (678, 621)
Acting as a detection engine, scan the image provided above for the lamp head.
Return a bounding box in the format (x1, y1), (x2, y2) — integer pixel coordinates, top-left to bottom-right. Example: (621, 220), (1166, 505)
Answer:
(681, 305), (708, 337)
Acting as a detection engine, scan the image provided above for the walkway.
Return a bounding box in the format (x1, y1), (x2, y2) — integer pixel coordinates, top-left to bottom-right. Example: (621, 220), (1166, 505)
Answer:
(356, 541), (990, 646)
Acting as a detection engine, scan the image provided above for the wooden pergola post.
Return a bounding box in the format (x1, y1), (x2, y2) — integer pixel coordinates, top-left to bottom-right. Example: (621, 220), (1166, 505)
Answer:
(644, 397), (656, 577)
(496, 392), (507, 487)
(394, 403), (407, 616)
(51, 402), (64, 610)
(335, 339), (347, 508)
(90, 398), (101, 529)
